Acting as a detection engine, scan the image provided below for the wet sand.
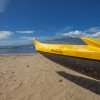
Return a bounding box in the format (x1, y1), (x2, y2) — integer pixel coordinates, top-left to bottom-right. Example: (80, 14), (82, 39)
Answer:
(0, 53), (100, 100)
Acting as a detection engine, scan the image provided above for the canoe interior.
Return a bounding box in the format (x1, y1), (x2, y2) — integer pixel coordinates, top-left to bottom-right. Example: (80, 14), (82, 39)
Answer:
(39, 51), (100, 80)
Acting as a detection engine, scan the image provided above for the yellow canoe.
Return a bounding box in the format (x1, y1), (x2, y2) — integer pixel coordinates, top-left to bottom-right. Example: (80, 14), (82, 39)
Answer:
(33, 37), (100, 80)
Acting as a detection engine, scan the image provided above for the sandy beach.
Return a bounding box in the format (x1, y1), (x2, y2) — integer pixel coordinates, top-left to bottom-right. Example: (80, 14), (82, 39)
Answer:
(0, 53), (100, 100)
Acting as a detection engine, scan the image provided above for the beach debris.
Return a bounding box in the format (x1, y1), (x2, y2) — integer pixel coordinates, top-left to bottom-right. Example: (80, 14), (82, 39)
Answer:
(59, 79), (62, 82)
(27, 65), (30, 68)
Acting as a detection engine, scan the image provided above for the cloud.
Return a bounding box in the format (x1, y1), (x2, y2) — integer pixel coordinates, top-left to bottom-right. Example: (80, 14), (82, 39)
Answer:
(20, 36), (33, 41)
(57, 30), (100, 38)
(16, 30), (35, 34)
(0, 0), (10, 13)
(62, 30), (87, 37)
(91, 32), (100, 38)
(0, 36), (34, 46)
(0, 31), (13, 39)
(55, 26), (100, 38)
(85, 27), (100, 33)
(0, 39), (32, 46)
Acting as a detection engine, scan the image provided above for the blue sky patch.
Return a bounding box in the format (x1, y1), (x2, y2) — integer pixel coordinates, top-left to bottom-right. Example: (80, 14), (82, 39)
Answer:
(0, 0), (100, 46)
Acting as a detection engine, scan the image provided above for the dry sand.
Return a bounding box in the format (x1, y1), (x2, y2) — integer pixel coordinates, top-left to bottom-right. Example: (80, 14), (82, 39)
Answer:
(0, 53), (100, 100)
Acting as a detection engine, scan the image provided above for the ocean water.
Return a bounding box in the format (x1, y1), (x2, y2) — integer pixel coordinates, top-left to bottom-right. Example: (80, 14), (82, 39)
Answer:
(0, 47), (36, 54)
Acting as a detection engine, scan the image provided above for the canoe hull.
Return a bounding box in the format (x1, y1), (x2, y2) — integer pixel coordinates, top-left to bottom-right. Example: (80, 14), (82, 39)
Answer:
(40, 51), (100, 80)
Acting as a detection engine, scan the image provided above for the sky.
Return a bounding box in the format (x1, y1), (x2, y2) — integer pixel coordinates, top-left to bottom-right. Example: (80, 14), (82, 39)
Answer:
(0, 0), (100, 46)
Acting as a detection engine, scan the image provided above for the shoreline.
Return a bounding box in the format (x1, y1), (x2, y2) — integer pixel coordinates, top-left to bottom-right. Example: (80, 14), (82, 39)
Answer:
(0, 52), (37, 56)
